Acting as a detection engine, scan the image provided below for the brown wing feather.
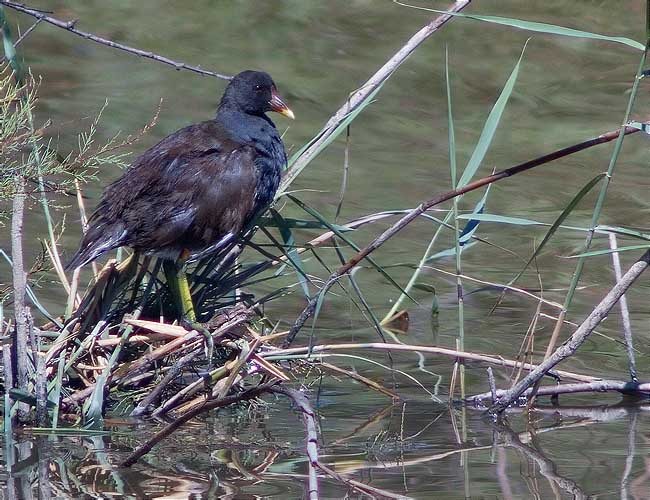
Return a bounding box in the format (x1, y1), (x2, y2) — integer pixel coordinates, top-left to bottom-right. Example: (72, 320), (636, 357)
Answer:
(68, 120), (259, 267)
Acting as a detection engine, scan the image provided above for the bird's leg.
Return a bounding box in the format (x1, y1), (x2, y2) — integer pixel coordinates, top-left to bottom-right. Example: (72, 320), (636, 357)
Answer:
(162, 258), (213, 368)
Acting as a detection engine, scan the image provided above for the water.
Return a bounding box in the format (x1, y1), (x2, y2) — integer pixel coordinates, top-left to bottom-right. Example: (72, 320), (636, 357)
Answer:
(2, 0), (650, 497)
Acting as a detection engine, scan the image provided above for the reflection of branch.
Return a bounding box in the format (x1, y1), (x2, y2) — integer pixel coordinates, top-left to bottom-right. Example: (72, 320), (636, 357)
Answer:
(493, 421), (589, 499)
(490, 250), (650, 414)
(272, 386), (407, 500)
(122, 380), (279, 467)
(0, 1), (231, 80)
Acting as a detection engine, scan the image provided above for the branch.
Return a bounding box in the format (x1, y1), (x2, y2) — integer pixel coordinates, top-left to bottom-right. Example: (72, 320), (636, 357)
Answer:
(489, 249), (650, 414)
(0, 1), (231, 80)
(263, 342), (599, 383)
(285, 124), (643, 346)
(469, 379), (650, 404)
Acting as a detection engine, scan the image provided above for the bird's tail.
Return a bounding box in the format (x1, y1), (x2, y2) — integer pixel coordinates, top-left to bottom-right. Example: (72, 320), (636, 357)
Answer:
(65, 225), (127, 271)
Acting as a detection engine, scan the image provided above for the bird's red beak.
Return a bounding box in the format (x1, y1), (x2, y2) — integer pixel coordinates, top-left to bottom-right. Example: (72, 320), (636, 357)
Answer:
(269, 88), (295, 120)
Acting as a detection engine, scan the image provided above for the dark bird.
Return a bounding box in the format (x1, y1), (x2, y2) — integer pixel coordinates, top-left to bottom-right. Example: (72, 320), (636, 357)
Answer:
(66, 70), (294, 323)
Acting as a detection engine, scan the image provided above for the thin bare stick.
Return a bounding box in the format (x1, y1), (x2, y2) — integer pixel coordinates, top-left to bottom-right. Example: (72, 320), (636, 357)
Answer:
(263, 342), (598, 383)
(489, 249), (650, 414)
(0, 1), (231, 80)
(609, 233), (637, 381)
(285, 124), (642, 346)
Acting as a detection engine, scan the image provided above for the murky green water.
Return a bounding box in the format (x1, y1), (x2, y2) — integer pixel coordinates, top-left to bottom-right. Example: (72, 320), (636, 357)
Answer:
(2, 0), (650, 497)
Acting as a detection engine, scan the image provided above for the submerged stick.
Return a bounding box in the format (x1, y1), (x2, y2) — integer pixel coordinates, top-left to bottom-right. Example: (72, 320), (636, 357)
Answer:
(489, 249), (650, 414)
(285, 124), (643, 346)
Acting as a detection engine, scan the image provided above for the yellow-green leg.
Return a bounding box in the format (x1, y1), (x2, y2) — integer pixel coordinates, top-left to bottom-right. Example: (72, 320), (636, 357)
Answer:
(163, 260), (213, 367)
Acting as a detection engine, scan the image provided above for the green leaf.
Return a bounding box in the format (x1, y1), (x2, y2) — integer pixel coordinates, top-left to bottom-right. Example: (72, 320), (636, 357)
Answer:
(268, 209), (310, 298)
(567, 244), (650, 258)
(259, 216), (352, 232)
(8, 389), (56, 409)
(394, 3), (644, 51)
(287, 194), (417, 304)
(457, 41), (528, 188)
(413, 283), (436, 293)
(509, 173), (606, 284)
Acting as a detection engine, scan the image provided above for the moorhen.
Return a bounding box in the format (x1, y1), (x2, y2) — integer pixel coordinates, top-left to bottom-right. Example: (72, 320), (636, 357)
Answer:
(66, 70), (294, 323)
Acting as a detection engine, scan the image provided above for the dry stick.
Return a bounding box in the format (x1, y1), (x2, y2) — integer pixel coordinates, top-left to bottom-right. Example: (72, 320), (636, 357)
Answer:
(469, 379), (650, 403)
(263, 343), (598, 383)
(489, 249), (650, 414)
(285, 125), (642, 346)
(609, 233), (637, 381)
(0, 1), (231, 80)
(279, 0), (472, 192)
(121, 380), (279, 467)
(10, 173), (30, 422)
(129, 347), (202, 417)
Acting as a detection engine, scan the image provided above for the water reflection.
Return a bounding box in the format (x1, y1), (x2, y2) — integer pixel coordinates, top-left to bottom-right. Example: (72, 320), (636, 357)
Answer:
(2, 401), (650, 498)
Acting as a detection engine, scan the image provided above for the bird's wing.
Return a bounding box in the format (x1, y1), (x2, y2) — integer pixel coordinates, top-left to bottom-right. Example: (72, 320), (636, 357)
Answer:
(69, 121), (255, 266)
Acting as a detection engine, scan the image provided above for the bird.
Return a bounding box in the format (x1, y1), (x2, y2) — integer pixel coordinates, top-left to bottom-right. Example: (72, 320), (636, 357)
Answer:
(66, 70), (294, 324)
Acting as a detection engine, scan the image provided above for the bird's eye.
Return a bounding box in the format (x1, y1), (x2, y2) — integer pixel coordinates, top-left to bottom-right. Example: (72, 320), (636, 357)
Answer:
(254, 85), (262, 91)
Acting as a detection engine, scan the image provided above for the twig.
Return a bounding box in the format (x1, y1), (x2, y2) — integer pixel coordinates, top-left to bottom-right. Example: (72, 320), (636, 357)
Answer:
(0, 1), (231, 80)
(121, 380), (279, 467)
(489, 249), (650, 414)
(609, 233), (637, 382)
(469, 379), (650, 404)
(129, 348), (201, 417)
(263, 342), (598, 383)
(0, 16), (39, 63)
(279, 0), (473, 192)
(285, 124), (643, 346)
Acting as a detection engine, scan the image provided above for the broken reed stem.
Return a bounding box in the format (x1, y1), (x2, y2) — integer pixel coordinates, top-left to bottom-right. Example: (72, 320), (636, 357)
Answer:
(121, 380), (279, 467)
(285, 124), (642, 346)
(0, 0), (231, 80)
(608, 233), (637, 382)
(489, 249), (650, 414)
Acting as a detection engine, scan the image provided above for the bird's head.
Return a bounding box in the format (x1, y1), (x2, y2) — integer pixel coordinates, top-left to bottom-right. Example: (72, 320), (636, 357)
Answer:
(220, 70), (294, 120)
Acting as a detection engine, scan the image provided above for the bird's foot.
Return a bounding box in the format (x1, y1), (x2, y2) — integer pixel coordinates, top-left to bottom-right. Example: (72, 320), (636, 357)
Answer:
(180, 317), (214, 371)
